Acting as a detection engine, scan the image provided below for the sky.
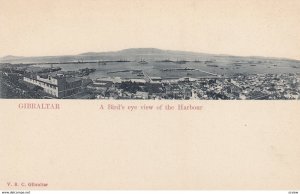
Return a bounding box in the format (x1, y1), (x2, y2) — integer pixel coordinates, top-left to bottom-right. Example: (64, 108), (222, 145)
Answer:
(0, 0), (300, 59)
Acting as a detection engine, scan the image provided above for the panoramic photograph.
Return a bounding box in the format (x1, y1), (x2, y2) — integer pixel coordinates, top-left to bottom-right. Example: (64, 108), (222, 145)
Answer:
(1, 48), (300, 100)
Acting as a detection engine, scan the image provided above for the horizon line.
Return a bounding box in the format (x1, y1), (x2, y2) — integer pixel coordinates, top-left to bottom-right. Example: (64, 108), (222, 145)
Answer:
(1, 47), (300, 61)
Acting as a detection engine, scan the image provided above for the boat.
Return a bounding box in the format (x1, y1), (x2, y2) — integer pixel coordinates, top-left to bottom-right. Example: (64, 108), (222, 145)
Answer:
(207, 64), (218, 67)
(98, 61), (107, 65)
(50, 67), (62, 72)
(204, 60), (214, 63)
(138, 58), (148, 64)
(77, 59), (84, 63)
(175, 59), (188, 64)
(116, 59), (130, 62)
(158, 59), (173, 63)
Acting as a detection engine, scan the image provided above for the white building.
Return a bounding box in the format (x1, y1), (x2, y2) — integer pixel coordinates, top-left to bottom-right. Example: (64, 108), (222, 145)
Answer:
(23, 74), (82, 98)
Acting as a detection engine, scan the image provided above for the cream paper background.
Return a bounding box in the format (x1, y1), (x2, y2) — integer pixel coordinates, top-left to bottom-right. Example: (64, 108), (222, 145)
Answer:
(0, 101), (300, 189)
(1, 0), (300, 190)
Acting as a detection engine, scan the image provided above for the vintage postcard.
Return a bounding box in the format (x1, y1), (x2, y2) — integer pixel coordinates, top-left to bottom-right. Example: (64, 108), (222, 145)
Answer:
(0, 0), (300, 191)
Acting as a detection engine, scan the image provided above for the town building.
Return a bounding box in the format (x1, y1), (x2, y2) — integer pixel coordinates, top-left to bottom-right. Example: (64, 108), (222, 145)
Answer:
(23, 74), (82, 98)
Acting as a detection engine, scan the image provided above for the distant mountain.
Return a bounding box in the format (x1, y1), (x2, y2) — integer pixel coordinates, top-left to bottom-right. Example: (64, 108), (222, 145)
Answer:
(78, 48), (204, 57)
(79, 48), (165, 56)
(118, 48), (165, 54)
(1, 48), (299, 64)
(1, 55), (24, 60)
